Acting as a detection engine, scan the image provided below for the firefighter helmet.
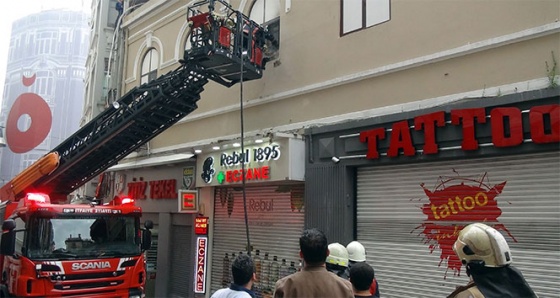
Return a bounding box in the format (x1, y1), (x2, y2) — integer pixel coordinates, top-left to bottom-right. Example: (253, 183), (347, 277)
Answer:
(347, 241), (366, 262)
(326, 243), (349, 267)
(453, 223), (512, 267)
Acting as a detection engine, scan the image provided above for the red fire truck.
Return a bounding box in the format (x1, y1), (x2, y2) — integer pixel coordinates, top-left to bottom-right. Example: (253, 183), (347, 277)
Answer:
(0, 0), (272, 296)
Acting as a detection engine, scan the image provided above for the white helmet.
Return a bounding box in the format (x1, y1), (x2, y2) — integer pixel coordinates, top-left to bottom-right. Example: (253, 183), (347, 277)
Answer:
(326, 243), (349, 267)
(346, 241), (366, 262)
(453, 223), (512, 267)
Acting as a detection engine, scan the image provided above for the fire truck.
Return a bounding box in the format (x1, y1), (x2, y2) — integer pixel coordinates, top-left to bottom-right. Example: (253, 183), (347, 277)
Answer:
(0, 1), (272, 297)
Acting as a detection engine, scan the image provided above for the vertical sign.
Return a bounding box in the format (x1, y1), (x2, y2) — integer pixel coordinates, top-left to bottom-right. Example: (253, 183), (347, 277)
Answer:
(194, 236), (208, 293)
(195, 217), (209, 235)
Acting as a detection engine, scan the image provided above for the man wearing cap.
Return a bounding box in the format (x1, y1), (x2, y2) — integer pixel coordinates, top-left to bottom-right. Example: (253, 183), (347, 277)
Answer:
(273, 228), (353, 298)
(347, 241), (381, 297)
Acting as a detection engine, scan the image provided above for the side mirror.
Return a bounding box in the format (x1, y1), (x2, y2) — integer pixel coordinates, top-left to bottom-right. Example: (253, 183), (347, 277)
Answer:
(0, 220), (16, 255)
(144, 220), (153, 230)
(141, 220), (153, 251)
(141, 229), (152, 251)
(2, 219), (15, 231)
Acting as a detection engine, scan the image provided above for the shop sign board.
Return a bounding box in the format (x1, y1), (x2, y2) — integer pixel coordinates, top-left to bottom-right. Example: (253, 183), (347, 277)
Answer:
(127, 178), (178, 200)
(195, 216), (209, 235)
(178, 190), (198, 213)
(359, 104), (559, 159)
(196, 137), (305, 186)
(194, 236), (208, 293)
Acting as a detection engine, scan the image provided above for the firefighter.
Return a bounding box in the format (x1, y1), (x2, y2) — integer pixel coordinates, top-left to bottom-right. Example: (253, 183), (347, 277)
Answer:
(347, 241), (381, 297)
(326, 242), (350, 278)
(447, 223), (538, 298)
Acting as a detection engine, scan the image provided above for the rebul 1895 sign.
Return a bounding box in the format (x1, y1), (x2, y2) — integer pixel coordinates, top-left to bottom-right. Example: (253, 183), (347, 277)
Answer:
(196, 138), (305, 186)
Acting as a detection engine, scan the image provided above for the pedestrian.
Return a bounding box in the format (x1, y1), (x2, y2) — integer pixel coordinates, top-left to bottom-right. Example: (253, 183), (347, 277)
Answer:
(211, 253), (256, 298)
(447, 223), (538, 298)
(346, 241), (381, 297)
(349, 262), (379, 298)
(273, 228), (354, 298)
(116, 0), (124, 25)
(326, 242), (350, 278)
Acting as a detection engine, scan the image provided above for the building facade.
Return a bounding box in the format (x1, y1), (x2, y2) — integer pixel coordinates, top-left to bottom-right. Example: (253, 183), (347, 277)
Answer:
(305, 88), (559, 297)
(106, 0), (559, 297)
(0, 9), (89, 186)
(79, 0), (124, 197)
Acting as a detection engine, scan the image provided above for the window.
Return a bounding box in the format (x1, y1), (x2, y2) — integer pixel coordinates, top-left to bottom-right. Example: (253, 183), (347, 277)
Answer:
(26, 215), (141, 260)
(249, 0), (281, 57)
(249, 0), (280, 24)
(185, 33), (192, 52)
(341, 0), (390, 35)
(14, 217), (26, 255)
(141, 48), (159, 85)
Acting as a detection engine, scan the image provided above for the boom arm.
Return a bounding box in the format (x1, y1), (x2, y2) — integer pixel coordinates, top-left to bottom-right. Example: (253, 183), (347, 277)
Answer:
(0, 0), (272, 203)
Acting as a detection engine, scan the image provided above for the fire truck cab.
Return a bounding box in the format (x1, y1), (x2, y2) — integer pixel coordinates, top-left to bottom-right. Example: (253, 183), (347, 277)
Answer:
(0, 193), (152, 297)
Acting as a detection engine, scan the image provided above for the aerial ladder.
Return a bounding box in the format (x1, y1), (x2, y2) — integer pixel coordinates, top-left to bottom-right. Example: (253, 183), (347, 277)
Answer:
(0, 0), (275, 204)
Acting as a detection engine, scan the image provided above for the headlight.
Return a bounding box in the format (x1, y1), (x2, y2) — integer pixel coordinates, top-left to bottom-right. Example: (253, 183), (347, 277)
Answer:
(129, 287), (144, 298)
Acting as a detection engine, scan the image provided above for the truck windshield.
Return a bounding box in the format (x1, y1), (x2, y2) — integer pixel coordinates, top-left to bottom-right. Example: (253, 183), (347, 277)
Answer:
(26, 215), (141, 260)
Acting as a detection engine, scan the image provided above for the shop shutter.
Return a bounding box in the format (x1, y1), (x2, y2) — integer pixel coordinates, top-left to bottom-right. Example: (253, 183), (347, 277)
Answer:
(210, 184), (305, 295)
(356, 152), (559, 297)
(168, 225), (194, 297)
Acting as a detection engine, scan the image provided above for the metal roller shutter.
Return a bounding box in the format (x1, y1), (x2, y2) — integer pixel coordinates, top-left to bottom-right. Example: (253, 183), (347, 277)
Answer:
(357, 152), (559, 297)
(168, 225), (194, 297)
(210, 184), (305, 295)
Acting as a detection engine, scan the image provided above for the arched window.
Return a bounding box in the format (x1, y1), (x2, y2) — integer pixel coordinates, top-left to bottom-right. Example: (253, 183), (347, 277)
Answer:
(185, 32), (192, 52)
(141, 48), (159, 84)
(249, 0), (280, 24)
(249, 0), (281, 56)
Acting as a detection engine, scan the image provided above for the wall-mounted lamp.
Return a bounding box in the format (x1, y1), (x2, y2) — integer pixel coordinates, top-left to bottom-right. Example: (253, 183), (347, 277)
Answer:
(331, 155), (366, 163)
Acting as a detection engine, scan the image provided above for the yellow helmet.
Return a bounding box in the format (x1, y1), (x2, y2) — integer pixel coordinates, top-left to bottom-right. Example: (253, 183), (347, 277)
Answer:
(453, 223), (512, 267)
(326, 243), (349, 267)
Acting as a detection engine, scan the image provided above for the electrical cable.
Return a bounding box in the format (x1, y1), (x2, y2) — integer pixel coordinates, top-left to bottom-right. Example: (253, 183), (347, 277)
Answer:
(239, 16), (251, 256)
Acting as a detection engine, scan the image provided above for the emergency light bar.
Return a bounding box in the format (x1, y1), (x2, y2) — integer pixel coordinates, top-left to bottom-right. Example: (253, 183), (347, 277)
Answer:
(25, 193), (50, 204)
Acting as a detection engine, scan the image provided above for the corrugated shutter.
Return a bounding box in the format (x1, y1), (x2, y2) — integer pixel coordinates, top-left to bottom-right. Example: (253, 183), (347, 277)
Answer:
(357, 152), (560, 297)
(144, 227), (158, 298)
(210, 184), (305, 295)
(168, 225), (194, 297)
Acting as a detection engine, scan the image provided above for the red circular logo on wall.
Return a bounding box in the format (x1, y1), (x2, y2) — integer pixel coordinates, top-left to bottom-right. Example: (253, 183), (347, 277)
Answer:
(6, 74), (52, 153)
